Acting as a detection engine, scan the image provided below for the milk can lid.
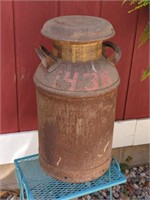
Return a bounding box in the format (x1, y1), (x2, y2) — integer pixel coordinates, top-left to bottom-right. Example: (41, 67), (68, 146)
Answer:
(41, 15), (115, 42)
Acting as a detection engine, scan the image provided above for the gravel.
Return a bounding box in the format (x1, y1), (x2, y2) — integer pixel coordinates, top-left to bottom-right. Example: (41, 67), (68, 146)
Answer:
(0, 190), (19, 200)
(79, 163), (150, 200)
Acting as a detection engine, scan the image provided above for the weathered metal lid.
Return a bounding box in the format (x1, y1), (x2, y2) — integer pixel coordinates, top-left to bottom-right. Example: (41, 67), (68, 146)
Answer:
(41, 15), (115, 42)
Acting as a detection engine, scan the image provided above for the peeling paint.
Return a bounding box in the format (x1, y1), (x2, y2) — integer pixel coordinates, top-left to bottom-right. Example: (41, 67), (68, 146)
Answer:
(76, 118), (83, 136)
(56, 157), (61, 166)
(92, 61), (97, 72)
(104, 141), (110, 153)
(20, 66), (26, 80)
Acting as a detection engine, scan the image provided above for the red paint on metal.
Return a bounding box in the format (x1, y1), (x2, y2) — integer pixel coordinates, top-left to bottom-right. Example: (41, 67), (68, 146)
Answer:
(0, 1), (18, 133)
(83, 73), (99, 91)
(100, 70), (112, 87)
(52, 70), (62, 88)
(64, 72), (79, 91)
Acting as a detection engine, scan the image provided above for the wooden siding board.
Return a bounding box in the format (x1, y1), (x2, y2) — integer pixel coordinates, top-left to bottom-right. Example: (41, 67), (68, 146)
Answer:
(101, 1), (138, 120)
(0, 1), (18, 133)
(59, 1), (101, 16)
(125, 8), (149, 119)
(13, 1), (58, 131)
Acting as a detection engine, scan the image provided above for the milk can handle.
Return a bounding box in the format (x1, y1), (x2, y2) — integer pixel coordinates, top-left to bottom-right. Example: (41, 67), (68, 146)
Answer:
(35, 45), (58, 73)
(103, 41), (121, 65)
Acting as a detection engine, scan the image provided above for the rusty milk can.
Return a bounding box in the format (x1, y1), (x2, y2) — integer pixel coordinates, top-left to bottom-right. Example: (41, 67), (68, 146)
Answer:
(34, 16), (121, 183)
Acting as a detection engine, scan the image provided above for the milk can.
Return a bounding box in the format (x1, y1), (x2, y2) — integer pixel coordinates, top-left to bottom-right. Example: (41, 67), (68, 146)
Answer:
(34, 16), (121, 183)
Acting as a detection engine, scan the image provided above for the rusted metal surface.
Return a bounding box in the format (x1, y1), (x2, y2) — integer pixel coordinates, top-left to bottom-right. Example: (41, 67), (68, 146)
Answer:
(34, 57), (120, 97)
(53, 40), (102, 62)
(41, 15), (115, 42)
(36, 88), (117, 182)
(34, 16), (121, 183)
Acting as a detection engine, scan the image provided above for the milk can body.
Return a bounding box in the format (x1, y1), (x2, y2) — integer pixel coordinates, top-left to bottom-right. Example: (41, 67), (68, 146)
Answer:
(34, 16), (121, 183)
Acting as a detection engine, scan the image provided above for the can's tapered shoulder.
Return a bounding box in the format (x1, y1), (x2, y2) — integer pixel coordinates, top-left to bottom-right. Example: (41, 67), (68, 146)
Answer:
(41, 15), (115, 42)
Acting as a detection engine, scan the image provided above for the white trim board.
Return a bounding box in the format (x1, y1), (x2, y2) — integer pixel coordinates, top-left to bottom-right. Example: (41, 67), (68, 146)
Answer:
(0, 118), (149, 164)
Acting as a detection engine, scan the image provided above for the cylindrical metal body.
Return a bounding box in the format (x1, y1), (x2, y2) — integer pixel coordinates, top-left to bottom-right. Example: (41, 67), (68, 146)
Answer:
(34, 16), (121, 183)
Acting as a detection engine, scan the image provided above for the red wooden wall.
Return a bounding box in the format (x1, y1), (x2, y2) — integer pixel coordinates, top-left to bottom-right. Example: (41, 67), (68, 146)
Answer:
(0, 1), (149, 134)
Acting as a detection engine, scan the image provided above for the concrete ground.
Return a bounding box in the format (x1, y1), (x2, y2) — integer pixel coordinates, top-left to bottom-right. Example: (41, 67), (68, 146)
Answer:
(0, 163), (17, 190)
(0, 144), (149, 192)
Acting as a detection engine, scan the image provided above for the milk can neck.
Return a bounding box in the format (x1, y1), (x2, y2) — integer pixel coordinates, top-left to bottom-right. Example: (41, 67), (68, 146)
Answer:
(52, 40), (102, 63)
